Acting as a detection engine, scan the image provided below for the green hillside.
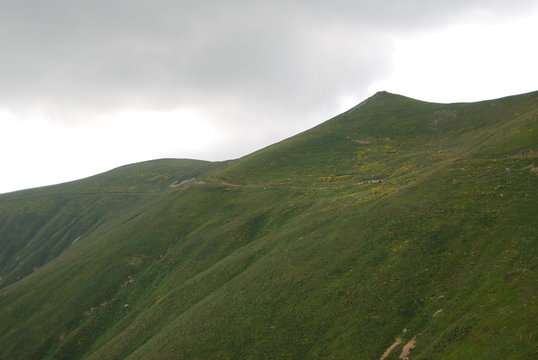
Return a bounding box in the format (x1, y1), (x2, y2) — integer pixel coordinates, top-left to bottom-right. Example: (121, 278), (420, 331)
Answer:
(0, 91), (536, 359)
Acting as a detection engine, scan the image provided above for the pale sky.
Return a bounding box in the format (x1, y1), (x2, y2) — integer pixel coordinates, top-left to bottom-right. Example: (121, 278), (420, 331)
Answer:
(1, 0), (537, 194)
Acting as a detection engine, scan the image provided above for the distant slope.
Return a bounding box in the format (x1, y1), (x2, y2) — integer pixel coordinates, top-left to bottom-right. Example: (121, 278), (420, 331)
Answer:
(0, 91), (536, 360)
(0, 159), (222, 287)
(216, 91), (537, 185)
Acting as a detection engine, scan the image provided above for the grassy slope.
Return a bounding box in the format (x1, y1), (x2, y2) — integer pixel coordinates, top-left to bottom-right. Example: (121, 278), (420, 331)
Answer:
(0, 159), (220, 287)
(0, 91), (536, 359)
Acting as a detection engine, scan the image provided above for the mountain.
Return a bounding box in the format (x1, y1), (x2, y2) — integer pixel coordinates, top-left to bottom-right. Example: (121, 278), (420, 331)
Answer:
(0, 91), (536, 359)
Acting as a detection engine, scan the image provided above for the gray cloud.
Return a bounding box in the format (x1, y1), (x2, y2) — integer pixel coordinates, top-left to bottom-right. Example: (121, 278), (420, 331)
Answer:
(0, 0), (535, 129)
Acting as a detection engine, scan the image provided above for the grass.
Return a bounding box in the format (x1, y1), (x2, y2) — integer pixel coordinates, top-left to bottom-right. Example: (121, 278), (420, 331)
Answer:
(0, 90), (536, 359)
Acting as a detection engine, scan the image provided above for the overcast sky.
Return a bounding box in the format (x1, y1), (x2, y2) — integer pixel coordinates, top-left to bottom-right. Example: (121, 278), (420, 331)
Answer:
(1, 0), (537, 194)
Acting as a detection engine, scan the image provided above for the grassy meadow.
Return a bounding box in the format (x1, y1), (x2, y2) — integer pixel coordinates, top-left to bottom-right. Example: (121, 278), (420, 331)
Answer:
(0, 91), (536, 359)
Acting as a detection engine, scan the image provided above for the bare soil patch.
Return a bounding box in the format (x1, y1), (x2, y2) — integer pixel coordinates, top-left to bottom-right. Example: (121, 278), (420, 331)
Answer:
(399, 336), (417, 360)
(380, 337), (402, 360)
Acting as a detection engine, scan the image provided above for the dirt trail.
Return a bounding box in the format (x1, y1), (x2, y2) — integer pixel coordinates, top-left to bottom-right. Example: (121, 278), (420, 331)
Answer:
(399, 336), (417, 360)
(191, 179), (305, 190)
(379, 329), (417, 360)
(6, 175), (371, 202)
(169, 178), (196, 188)
(379, 337), (402, 360)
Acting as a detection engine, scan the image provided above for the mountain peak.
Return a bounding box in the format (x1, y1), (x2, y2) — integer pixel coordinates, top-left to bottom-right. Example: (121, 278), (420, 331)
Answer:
(347, 90), (399, 112)
(374, 90), (390, 95)
(1, 90), (536, 360)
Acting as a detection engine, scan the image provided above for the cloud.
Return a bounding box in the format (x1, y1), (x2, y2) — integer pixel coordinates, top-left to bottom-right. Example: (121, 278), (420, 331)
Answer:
(1, 0), (535, 118)
(369, 10), (538, 102)
(0, 0), (536, 194)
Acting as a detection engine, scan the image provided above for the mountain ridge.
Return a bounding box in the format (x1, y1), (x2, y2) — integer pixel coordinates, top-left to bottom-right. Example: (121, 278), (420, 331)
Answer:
(0, 90), (536, 359)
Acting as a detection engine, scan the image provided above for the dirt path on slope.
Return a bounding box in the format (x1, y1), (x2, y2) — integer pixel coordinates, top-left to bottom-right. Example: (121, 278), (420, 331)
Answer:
(380, 337), (402, 360)
(399, 336), (417, 360)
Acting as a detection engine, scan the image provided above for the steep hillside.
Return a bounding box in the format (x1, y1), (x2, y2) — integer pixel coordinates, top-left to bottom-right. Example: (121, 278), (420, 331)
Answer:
(0, 91), (536, 360)
(0, 159), (221, 287)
